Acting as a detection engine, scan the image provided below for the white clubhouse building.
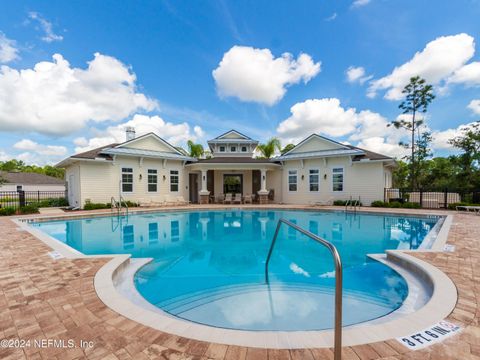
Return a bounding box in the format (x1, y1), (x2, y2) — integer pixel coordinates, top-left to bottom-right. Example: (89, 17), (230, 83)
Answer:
(57, 129), (395, 208)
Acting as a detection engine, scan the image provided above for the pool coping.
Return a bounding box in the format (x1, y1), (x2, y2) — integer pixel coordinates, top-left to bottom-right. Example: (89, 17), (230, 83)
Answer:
(12, 206), (458, 349)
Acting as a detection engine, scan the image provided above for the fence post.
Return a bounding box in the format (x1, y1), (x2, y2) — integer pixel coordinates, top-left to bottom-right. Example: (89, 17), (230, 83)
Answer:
(384, 188), (386, 202)
(37, 190), (40, 202)
(444, 188), (448, 209)
(18, 190), (26, 208)
(419, 189), (423, 208)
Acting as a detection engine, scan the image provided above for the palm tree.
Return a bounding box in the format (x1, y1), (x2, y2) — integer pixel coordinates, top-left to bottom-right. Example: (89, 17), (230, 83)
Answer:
(256, 138), (281, 159)
(187, 140), (204, 158)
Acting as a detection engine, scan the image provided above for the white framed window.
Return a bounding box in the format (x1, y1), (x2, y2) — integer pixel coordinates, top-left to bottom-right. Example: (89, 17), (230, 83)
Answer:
(241, 146), (247, 152)
(230, 146), (236, 152)
(170, 170), (179, 192)
(16, 185), (23, 191)
(147, 169), (157, 192)
(332, 167), (344, 192)
(121, 167), (133, 192)
(219, 146), (225, 152)
(288, 170), (297, 192)
(309, 169), (320, 192)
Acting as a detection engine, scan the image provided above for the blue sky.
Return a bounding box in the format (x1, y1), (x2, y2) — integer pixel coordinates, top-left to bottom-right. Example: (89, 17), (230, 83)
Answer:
(0, 0), (479, 165)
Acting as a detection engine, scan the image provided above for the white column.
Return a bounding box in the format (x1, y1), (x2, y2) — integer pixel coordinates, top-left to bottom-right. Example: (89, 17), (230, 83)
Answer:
(260, 169), (267, 192)
(201, 170), (207, 191)
(199, 169), (210, 196)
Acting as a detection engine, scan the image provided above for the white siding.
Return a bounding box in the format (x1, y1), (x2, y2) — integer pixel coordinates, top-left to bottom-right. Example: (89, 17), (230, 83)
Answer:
(70, 157), (189, 208)
(281, 158), (386, 205)
(120, 136), (174, 152)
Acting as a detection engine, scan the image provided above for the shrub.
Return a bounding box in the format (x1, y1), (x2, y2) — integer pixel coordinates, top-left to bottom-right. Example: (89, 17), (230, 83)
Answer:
(0, 206), (16, 216)
(333, 200), (347, 206)
(20, 204), (39, 214)
(122, 200), (139, 207)
(402, 202), (421, 209)
(448, 202), (480, 210)
(36, 198), (69, 207)
(83, 202), (110, 210)
(370, 200), (421, 209)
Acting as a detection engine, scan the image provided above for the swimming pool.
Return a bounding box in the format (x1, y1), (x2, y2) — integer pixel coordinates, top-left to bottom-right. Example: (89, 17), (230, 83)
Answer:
(32, 209), (440, 331)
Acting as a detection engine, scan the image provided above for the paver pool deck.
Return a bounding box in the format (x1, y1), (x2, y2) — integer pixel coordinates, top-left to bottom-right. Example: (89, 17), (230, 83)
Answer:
(0, 205), (479, 360)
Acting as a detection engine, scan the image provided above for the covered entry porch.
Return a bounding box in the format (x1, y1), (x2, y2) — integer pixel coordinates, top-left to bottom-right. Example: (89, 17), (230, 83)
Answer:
(186, 160), (281, 204)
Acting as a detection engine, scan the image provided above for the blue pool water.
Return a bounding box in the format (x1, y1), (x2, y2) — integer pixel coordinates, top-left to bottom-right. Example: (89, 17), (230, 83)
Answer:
(32, 209), (440, 331)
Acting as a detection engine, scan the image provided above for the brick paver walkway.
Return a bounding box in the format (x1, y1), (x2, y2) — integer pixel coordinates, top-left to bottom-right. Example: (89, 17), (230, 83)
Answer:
(0, 209), (479, 359)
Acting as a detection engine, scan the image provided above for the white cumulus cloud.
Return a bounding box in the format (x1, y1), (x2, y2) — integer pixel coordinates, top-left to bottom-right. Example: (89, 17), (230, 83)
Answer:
(277, 98), (360, 143)
(0, 53), (157, 136)
(468, 99), (480, 115)
(448, 62), (480, 87)
(212, 45), (321, 105)
(346, 66), (372, 84)
(368, 33), (476, 100)
(275, 97), (452, 158)
(28, 11), (63, 43)
(14, 139), (67, 156)
(0, 32), (19, 63)
(73, 114), (205, 153)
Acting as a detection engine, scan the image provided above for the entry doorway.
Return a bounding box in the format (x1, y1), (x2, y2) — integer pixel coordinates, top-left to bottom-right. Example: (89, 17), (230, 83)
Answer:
(189, 173), (199, 203)
(223, 174), (243, 194)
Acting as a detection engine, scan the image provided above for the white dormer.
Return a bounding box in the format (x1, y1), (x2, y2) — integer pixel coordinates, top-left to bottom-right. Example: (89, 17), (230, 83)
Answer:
(207, 130), (259, 158)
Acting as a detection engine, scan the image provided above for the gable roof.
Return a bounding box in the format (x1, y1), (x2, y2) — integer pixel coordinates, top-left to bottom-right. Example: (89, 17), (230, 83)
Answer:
(114, 132), (182, 154)
(0, 171), (65, 185)
(71, 144), (118, 160)
(346, 145), (394, 161)
(213, 129), (254, 140)
(276, 133), (393, 162)
(282, 134), (349, 157)
(57, 133), (195, 167)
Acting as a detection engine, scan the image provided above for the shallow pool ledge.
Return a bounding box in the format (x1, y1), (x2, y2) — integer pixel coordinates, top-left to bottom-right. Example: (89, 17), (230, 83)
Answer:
(93, 249), (458, 349)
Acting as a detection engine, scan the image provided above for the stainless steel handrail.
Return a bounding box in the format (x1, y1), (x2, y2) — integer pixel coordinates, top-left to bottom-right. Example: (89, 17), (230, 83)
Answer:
(111, 196), (118, 214)
(344, 196), (352, 212)
(119, 196), (129, 217)
(264, 219), (343, 360)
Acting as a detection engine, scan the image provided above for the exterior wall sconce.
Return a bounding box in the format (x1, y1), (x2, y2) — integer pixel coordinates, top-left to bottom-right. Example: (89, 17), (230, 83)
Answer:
(301, 175), (305, 180)
(324, 174), (327, 180)
(139, 174), (142, 180)
(203, 175), (206, 181)
(163, 175), (166, 181)
(262, 175), (265, 180)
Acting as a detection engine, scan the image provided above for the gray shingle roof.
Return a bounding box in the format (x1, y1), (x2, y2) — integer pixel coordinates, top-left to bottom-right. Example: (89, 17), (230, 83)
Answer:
(0, 171), (65, 185)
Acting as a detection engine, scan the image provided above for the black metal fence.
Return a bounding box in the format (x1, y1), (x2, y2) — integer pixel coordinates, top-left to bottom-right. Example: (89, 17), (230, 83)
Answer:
(384, 188), (480, 209)
(0, 190), (67, 211)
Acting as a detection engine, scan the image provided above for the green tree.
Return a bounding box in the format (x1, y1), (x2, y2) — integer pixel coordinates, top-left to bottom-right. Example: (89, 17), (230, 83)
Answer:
(448, 121), (480, 191)
(256, 138), (281, 159)
(187, 140), (204, 158)
(388, 76), (435, 189)
(392, 160), (409, 188)
(0, 159), (26, 171)
(412, 132), (433, 188)
(281, 143), (295, 155)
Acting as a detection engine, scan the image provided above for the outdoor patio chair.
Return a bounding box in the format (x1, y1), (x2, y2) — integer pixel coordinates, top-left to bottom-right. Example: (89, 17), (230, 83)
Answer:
(224, 193), (233, 204)
(215, 194), (225, 203)
(244, 194), (252, 204)
(233, 193), (242, 204)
